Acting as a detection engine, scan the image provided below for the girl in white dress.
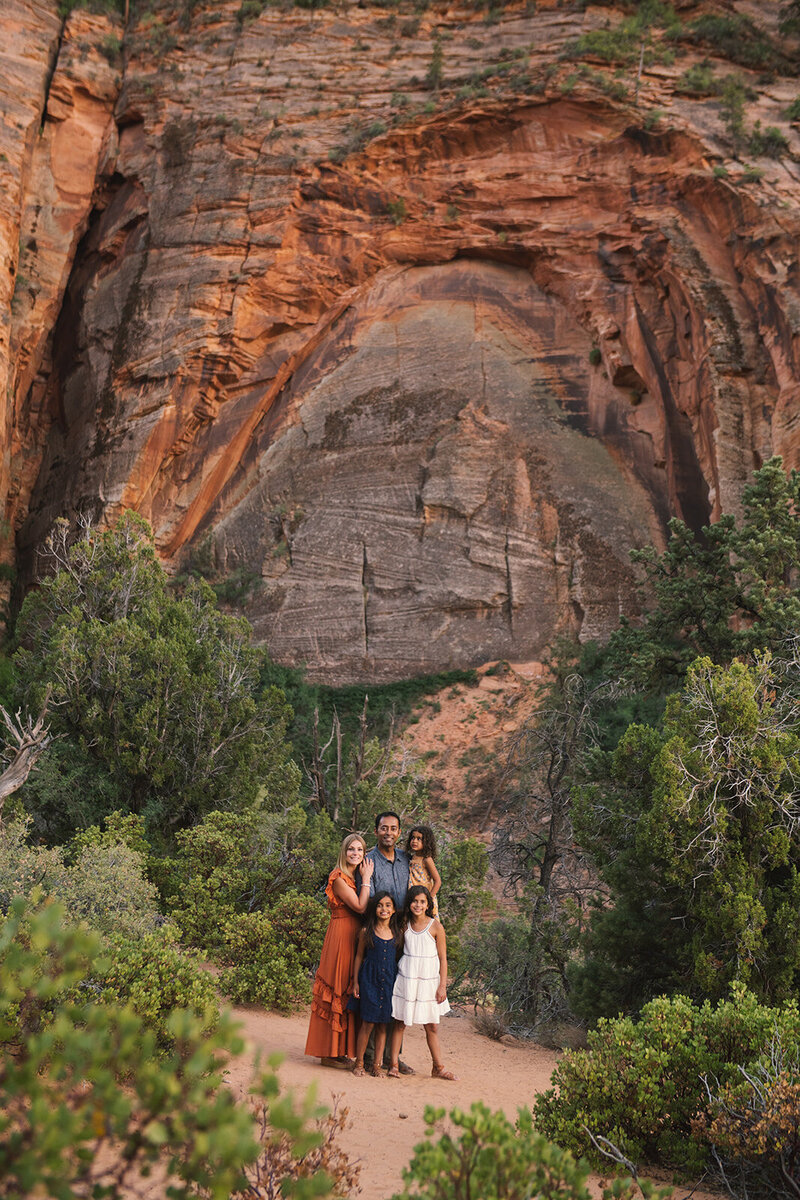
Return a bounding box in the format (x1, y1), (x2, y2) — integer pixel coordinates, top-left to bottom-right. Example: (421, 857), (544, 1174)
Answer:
(388, 885), (457, 1080)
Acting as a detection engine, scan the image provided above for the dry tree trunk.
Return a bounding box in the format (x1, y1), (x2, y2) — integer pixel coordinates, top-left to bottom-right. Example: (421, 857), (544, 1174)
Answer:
(0, 701), (51, 822)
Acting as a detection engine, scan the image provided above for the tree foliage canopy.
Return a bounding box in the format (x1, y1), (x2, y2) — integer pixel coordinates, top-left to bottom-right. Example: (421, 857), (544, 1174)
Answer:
(571, 654), (800, 1019)
(14, 514), (298, 838)
(605, 457), (800, 688)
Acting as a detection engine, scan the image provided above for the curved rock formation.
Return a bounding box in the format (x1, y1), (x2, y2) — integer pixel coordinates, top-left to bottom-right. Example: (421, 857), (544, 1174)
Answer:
(3, 0), (800, 680)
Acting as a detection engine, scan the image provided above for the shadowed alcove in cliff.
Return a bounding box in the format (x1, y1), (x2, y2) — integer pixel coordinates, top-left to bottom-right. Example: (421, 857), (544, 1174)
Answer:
(208, 259), (675, 683)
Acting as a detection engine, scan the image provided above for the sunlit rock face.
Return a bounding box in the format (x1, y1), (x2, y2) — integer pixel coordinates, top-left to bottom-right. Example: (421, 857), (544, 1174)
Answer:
(214, 259), (661, 680)
(4, 0), (800, 681)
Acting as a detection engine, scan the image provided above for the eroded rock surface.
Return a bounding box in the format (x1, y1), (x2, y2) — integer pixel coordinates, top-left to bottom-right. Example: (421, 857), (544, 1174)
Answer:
(3, 0), (800, 679)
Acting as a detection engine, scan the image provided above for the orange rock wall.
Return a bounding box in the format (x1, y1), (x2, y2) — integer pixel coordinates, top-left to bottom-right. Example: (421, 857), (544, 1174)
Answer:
(3, 0), (800, 680)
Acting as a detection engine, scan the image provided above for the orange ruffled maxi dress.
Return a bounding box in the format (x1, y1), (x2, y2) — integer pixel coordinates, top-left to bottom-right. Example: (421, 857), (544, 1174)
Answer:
(304, 868), (360, 1059)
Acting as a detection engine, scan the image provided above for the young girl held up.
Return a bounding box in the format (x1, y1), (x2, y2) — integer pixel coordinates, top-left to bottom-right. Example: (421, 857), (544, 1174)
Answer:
(406, 825), (441, 916)
(389, 885), (456, 1080)
(350, 891), (400, 1077)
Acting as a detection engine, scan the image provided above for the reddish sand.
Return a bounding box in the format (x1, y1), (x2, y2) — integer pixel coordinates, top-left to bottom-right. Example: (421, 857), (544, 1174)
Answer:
(225, 1005), (723, 1200)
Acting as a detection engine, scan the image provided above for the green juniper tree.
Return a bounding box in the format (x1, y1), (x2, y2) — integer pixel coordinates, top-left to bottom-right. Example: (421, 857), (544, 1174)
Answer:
(571, 654), (800, 1019)
(14, 513), (298, 841)
(603, 457), (800, 690)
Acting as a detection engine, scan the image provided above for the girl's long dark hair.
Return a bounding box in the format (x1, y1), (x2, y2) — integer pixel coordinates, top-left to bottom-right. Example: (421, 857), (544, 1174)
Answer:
(406, 824), (437, 860)
(401, 885), (434, 928)
(361, 891), (399, 951)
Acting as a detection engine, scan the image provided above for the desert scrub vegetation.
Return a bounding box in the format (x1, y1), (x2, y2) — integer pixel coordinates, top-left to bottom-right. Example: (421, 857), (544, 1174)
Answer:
(392, 1103), (670, 1200)
(675, 60), (719, 96)
(0, 896), (355, 1200)
(564, 1), (681, 69)
(680, 11), (797, 75)
(534, 987), (800, 1177)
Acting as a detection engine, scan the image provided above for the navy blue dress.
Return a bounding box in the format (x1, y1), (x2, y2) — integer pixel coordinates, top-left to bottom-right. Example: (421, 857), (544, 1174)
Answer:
(350, 935), (398, 1024)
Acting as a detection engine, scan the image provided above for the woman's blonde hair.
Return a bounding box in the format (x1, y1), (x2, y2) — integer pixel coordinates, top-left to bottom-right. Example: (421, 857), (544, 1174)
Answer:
(337, 832), (367, 873)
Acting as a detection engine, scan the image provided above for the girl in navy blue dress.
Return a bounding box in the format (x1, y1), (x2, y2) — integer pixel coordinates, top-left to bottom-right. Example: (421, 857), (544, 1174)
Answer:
(350, 891), (400, 1077)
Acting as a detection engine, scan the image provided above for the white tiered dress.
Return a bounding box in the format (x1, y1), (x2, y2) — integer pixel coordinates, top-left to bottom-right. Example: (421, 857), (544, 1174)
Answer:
(392, 919), (451, 1025)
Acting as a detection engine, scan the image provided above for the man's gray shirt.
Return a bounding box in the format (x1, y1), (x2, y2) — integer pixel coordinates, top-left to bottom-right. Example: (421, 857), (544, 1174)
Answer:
(365, 845), (410, 908)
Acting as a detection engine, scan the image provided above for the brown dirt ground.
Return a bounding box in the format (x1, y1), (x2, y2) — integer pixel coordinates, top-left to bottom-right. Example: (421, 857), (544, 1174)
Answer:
(225, 1004), (725, 1200)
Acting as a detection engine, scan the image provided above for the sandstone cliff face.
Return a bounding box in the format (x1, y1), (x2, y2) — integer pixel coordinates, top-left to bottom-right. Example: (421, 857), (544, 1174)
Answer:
(3, 0), (800, 680)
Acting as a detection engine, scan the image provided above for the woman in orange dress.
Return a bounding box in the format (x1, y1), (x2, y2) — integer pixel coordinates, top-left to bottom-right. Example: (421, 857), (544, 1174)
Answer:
(305, 833), (374, 1067)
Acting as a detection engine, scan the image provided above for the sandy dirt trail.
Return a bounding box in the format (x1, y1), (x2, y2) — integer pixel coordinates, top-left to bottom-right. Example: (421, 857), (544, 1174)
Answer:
(225, 1005), (723, 1200)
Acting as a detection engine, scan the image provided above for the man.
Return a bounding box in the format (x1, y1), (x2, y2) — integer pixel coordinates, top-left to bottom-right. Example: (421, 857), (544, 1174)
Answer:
(365, 810), (410, 908)
(362, 810), (414, 1074)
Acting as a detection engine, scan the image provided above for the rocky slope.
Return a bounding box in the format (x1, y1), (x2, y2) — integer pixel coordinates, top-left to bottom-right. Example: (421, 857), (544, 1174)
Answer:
(3, 0), (800, 681)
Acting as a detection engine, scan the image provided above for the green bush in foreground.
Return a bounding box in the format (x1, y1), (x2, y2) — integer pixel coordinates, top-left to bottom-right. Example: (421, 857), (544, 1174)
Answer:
(0, 896), (344, 1200)
(534, 987), (800, 1175)
(0, 897), (256, 1199)
(391, 1103), (670, 1200)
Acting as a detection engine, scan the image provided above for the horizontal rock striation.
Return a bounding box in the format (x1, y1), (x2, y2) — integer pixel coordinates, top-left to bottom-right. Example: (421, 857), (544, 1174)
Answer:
(3, 0), (800, 680)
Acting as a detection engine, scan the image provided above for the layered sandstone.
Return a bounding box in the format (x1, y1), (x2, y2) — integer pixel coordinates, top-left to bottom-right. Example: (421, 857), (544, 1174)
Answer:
(3, 0), (800, 679)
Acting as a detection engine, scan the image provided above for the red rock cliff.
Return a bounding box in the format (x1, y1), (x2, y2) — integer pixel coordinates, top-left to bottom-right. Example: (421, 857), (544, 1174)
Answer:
(3, 0), (800, 680)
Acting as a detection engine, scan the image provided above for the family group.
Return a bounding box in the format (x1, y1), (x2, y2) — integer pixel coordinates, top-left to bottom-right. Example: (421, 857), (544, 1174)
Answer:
(304, 811), (457, 1080)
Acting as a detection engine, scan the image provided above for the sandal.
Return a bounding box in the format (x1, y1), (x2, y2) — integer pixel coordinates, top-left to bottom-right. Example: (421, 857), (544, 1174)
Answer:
(431, 1065), (458, 1080)
(370, 1065), (387, 1078)
(352, 1064), (366, 1076)
(387, 1065), (400, 1078)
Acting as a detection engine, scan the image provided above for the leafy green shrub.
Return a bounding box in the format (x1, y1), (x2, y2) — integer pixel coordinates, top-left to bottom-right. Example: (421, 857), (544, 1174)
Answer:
(0, 897), (256, 1199)
(675, 62), (718, 96)
(748, 120), (790, 158)
(0, 896), (342, 1200)
(218, 892), (327, 1009)
(0, 815), (160, 939)
(436, 834), (490, 943)
(426, 37), (444, 89)
(57, 841), (160, 938)
(163, 805), (337, 950)
(387, 197), (407, 225)
(0, 816), (63, 914)
(787, 96), (800, 120)
(534, 987), (800, 1174)
(90, 929), (220, 1046)
(454, 915), (543, 1030)
(391, 1102), (665, 1200)
(720, 74), (746, 147)
(683, 13), (791, 73)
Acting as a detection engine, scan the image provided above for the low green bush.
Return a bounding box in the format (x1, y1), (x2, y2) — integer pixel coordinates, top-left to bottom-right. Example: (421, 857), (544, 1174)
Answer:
(58, 841), (161, 939)
(748, 120), (790, 158)
(164, 805), (337, 950)
(683, 13), (791, 73)
(91, 929), (220, 1046)
(534, 987), (800, 1174)
(0, 815), (160, 939)
(454, 915), (540, 1026)
(219, 891), (327, 1010)
(391, 1103), (668, 1200)
(0, 896), (340, 1200)
(675, 62), (718, 96)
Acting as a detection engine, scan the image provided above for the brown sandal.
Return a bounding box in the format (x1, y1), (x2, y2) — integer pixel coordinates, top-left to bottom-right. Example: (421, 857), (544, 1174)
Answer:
(370, 1065), (387, 1078)
(431, 1065), (458, 1080)
(352, 1064), (366, 1076)
(387, 1065), (400, 1078)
